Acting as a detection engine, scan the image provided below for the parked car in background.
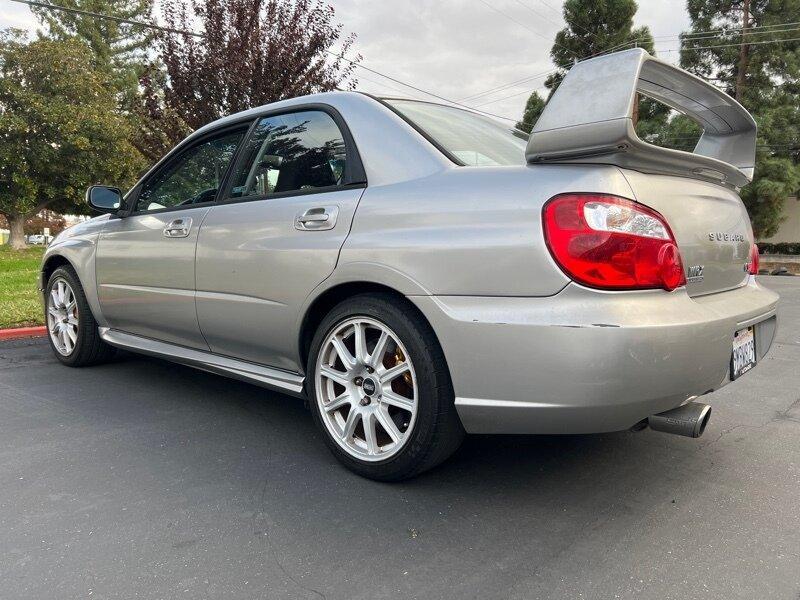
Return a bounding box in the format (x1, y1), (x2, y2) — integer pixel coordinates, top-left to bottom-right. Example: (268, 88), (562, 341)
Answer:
(27, 234), (48, 245)
(39, 49), (777, 480)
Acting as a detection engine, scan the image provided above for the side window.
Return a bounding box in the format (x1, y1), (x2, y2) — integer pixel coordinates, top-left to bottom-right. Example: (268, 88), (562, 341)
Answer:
(136, 130), (244, 212)
(229, 110), (347, 199)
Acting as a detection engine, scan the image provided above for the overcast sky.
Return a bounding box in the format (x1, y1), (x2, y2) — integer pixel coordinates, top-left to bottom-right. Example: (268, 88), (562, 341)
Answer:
(0, 0), (690, 123)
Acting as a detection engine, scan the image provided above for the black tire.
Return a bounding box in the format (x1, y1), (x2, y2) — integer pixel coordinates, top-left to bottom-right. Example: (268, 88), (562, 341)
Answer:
(44, 265), (116, 367)
(307, 293), (464, 481)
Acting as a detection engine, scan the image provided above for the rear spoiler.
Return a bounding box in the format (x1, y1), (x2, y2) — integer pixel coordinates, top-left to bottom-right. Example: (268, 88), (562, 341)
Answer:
(526, 48), (756, 188)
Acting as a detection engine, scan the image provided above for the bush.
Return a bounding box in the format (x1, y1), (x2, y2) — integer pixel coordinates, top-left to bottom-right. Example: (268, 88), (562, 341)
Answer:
(757, 242), (800, 255)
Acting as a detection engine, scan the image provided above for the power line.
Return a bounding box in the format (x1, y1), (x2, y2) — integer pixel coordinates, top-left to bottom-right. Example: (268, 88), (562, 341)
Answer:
(667, 20), (800, 39)
(459, 67), (555, 101)
(509, 0), (565, 31)
(476, 0), (570, 51)
(460, 23), (666, 104)
(522, 0), (600, 39)
(463, 21), (800, 107)
(619, 20), (800, 49)
(459, 40), (638, 102)
(534, 0), (563, 16)
(11, 0), (202, 37)
(660, 35), (800, 53)
(460, 36), (644, 104)
(13, 0), (521, 122)
(471, 33), (800, 108)
(511, 0), (612, 68)
(325, 50), (519, 121)
(352, 73), (429, 100)
(472, 85), (543, 107)
(650, 24), (800, 44)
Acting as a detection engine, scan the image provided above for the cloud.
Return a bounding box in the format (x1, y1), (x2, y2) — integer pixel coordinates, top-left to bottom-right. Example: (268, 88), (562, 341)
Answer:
(328, 0), (690, 122)
(0, 2), (40, 32)
(0, 0), (690, 123)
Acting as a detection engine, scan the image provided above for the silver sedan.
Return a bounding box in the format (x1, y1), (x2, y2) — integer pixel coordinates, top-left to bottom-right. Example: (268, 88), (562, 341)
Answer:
(40, 50), (778, 480)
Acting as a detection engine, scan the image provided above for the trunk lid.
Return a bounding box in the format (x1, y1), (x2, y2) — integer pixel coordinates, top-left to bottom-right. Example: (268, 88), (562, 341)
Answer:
(621, 168), (752, 297)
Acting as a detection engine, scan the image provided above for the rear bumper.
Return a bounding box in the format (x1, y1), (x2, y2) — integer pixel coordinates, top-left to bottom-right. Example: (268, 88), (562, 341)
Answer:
(409, 277), (778, 434)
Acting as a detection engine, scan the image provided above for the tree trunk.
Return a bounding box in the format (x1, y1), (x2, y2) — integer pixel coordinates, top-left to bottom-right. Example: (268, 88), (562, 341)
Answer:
(735, 0), (751, 102)
(6, 214), (27, 249)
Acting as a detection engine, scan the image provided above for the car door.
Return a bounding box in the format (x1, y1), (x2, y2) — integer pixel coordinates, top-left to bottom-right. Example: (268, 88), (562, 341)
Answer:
(95, 127), (247, 349)
(195, 108), (367, 372)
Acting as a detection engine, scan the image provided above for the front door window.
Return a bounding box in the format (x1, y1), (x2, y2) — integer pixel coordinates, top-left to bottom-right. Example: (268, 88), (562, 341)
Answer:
(136, 130), (245, 212)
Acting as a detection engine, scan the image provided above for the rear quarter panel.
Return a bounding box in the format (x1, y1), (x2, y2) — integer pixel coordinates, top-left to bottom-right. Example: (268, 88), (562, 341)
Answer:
(339, 163), (635, 296)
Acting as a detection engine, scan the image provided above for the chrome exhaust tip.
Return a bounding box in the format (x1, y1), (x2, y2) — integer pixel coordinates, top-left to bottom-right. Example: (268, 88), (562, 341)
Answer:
(648, 402), (712, 438)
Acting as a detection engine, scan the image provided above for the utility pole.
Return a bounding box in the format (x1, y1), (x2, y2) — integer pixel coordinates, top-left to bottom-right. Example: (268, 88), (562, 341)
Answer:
(735, 0), (751, 102)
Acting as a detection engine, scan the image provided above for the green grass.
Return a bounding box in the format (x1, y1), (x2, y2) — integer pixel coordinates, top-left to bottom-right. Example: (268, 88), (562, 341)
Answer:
(0, 246), (46, 328)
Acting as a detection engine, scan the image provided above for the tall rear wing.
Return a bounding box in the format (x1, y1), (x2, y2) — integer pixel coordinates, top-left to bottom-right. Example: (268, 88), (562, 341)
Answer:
(526, 48), (756, 188)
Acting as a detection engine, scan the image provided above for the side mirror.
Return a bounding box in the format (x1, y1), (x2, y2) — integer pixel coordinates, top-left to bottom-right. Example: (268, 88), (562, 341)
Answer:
(86, 185), (122, 214)
(260, 154), (284, 169)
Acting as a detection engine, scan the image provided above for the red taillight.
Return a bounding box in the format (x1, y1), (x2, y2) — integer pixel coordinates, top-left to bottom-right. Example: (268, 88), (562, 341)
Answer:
(542, 194), (686, 291)
(747, 243), (759, 275)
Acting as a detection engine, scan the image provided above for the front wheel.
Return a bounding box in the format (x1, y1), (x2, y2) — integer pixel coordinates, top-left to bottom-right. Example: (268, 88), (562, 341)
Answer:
(45, 266), (115, 367)
(307, 294), (464, 481)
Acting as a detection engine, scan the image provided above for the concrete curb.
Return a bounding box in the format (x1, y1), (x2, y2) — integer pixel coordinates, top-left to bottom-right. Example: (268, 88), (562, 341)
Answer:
(0, 326), (47, 341)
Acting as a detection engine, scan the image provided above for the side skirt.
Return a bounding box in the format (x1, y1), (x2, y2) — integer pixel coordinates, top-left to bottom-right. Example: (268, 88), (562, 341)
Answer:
(98, 327), (305, 397)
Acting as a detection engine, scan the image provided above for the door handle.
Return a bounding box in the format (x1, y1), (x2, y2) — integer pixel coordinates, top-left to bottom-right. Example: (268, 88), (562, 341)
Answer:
(299, 213), (329, 223)
(295, 206), (338, 231)
(163, 217), (192, 238)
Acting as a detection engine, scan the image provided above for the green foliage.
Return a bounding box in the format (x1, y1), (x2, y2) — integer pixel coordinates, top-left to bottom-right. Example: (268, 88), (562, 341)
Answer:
(0, 245), (45, 328)
(515, 91), (545, 133)
(0, 33), (144, 233)
(136, 0), (360, 162)
(31, 0), (156, 181)
(681, 0), (800, 105)
(741, 154), (800, 237)
(757, 241), (800, 255)
(677, 0), (800, 238)
(645, 113), (703, 151)
(545, 0), (656, 94)
(31, 0), (153, 97)
(521, 0), (668, 135)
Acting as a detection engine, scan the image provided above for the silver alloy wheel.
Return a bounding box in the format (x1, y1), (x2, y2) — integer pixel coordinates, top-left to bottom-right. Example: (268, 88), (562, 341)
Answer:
(315, 317), (418, 462)
(47, 278), (79, 356)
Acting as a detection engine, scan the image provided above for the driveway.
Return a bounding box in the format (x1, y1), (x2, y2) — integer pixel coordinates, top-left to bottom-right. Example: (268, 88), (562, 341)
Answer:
(1, 277), (798, 599)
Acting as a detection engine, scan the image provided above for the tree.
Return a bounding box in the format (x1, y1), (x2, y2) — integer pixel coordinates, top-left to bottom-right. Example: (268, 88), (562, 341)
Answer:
(136, 0), (360, 161)
(24, 211), (68, 237)
(516, 91), (545, 133)
(678, 0), (800, 238)
(0, 211), (68, 237)
(544, 0), (657, 95)
(31, 0), (154, 100)
(518, 0), (666, 136)
(0, 32), (144, 248)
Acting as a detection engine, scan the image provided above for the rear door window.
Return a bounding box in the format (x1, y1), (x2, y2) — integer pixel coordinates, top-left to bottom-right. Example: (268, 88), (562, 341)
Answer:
(228, 110), (348, 199)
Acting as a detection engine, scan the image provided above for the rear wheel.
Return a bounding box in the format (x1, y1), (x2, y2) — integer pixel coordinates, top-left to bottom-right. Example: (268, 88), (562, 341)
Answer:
(45, 266), (115, 367)
(307, 294), (464, 481)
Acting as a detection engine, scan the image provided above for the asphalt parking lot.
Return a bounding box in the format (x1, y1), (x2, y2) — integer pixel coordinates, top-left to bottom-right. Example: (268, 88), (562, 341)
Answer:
(1, 277), (798, 600)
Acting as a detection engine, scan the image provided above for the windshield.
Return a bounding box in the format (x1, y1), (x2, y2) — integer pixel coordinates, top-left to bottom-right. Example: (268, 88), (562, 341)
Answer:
(384, 99), (528, 167)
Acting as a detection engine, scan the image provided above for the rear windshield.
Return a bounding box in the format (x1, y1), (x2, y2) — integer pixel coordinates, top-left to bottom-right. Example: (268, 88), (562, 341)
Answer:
(384, 99), (528, 167)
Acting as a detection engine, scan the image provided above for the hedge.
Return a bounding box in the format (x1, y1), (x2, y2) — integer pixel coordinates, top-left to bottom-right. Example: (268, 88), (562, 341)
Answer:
(757, 242), (800, 255)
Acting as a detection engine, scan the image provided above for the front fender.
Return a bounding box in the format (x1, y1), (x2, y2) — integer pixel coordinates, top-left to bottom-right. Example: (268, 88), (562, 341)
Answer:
(40, 224), (108, 327)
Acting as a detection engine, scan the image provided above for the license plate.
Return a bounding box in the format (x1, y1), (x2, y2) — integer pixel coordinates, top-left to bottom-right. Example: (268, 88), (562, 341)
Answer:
(731, 327), (756, 380)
